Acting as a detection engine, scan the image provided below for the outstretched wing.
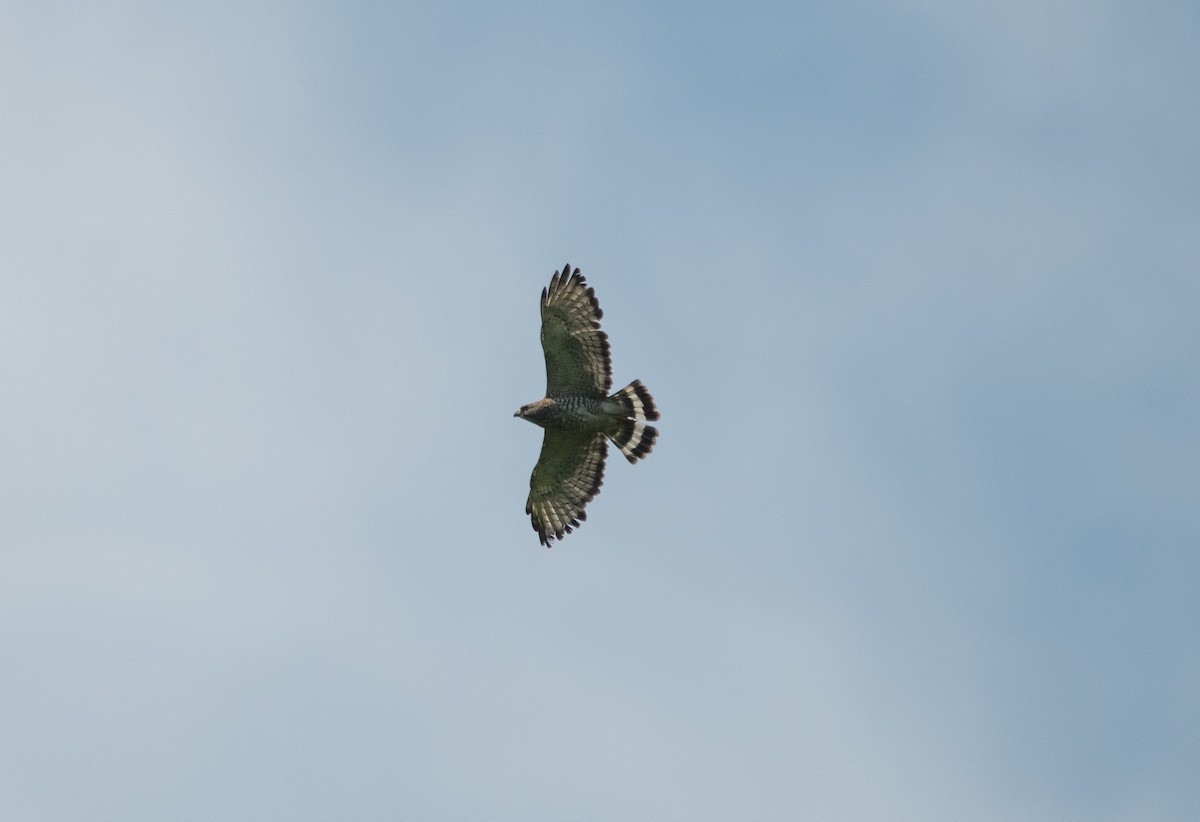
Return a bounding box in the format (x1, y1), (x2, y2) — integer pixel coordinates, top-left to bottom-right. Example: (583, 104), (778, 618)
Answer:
(540, 263), (612, 397)
(526, 430), (607, 546)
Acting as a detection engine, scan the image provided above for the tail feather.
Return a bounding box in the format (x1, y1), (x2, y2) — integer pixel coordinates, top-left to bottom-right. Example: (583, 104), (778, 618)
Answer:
(611, 419), (658, 464)
(607, 380), (659, 463)
(611, 378), (660, 421)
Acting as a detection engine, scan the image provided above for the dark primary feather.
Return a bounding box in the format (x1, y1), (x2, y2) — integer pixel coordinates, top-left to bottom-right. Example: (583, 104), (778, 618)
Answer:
(540, 264), (613, 397)
(525, 430), (608, 546)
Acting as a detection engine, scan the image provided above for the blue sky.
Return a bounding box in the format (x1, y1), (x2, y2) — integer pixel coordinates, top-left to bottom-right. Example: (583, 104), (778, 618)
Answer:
(2, 2), (1198, 819)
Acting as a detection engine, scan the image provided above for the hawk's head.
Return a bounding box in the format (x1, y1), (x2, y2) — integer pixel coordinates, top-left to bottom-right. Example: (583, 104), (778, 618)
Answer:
(514, 398), (550, 423)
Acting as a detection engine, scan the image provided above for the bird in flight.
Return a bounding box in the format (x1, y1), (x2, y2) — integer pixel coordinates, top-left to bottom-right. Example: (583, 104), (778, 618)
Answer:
(515, 263), (659, 546)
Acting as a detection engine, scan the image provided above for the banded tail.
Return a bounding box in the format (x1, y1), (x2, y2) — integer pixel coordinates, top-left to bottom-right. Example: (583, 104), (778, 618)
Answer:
(607, 379), (660, 464)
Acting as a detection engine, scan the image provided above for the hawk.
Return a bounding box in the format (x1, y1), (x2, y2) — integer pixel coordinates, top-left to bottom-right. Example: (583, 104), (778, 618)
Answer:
(515, 263), (660, 546)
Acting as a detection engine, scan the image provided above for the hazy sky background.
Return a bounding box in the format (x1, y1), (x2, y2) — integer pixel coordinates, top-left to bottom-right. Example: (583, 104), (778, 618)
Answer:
(3, 2), (1198, 820)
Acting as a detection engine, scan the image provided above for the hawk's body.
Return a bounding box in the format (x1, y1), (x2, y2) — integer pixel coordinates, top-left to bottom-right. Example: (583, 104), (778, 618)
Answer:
(515, 264), (659, 546)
